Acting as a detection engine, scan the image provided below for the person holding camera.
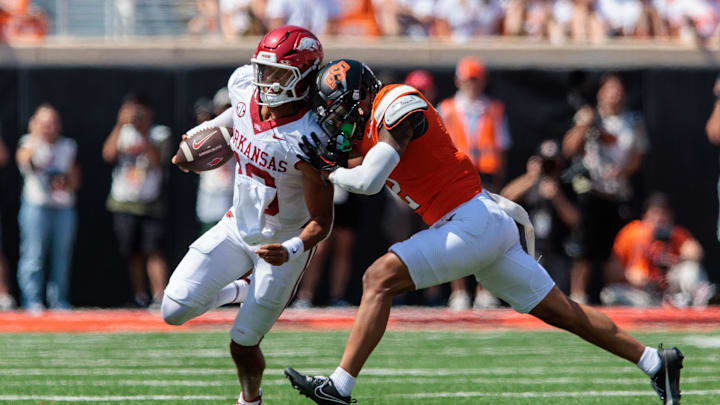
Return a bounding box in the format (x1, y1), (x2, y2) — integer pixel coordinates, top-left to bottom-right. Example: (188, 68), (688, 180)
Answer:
(16, 104), (80, 311)
(103, 94), (170, 308)
(601, 193), (715, 307)
(562, 73), (648, 304)
(501, 139), (580, 294)
(705, 74), (720, 244)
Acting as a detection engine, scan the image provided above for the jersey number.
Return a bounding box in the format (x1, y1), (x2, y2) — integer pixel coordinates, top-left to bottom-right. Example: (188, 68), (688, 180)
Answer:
(234, 152), (279, 216)
(386, 178), (420, 210)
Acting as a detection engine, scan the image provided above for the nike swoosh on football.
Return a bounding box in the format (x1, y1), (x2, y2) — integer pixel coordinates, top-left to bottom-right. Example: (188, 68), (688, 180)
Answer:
(192, 133), (214, 150)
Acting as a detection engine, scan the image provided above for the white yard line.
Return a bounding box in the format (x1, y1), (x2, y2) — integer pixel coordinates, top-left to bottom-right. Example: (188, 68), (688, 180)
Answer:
(1, 366), (719, 377)
(389, 389), (720, 399)
(0, 395), (231, 402)
(2, 376), (717, 388)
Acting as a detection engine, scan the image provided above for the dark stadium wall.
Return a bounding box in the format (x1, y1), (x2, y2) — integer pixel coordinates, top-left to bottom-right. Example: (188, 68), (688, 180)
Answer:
(0, 66), (717, 307)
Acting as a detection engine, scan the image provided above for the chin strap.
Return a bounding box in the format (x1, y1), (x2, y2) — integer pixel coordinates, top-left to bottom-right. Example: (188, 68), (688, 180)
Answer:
(487, 192), (536, 260)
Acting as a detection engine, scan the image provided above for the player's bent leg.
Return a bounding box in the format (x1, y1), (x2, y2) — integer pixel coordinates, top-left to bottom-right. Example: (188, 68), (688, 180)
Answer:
(340, 252), (415, 377)
(162, 222), (253, 326)
(530, 286), (645, 363)
(230, 341), (264, 404)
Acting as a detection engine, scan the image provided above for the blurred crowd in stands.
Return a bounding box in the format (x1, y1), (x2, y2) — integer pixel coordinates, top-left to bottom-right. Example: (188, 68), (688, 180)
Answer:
(1, 0), (720, 44)
(0, 57), (718, 313)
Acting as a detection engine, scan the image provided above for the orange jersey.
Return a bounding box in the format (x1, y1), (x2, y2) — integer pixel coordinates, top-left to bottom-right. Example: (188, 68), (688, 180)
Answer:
(357, 84), (482, 225)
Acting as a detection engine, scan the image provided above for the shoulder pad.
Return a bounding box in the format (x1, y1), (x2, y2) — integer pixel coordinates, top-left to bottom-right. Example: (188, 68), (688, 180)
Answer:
(383, 94), (428, 129)
(228, 65), (253, 91)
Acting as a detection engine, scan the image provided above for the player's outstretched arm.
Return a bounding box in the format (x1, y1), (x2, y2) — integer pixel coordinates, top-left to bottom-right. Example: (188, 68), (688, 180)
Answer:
(326, 112), (423, 195)
(255, 163), (334, 266)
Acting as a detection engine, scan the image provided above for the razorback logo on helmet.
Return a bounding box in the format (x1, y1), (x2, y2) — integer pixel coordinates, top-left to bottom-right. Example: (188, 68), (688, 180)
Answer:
(297, 37), (320, 51)
(325, 61), (351, 91)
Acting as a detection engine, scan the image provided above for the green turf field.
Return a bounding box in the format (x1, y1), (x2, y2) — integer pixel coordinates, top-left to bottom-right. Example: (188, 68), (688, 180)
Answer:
(0, 330), (718, 404)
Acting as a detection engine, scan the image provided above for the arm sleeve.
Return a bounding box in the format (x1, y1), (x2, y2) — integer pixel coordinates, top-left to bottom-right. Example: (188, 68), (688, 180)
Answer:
(328, 142), (400, 195)
(186, 108), (234, 137)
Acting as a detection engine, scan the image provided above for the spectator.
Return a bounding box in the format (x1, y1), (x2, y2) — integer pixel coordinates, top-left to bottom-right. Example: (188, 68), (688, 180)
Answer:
(374, 0), (435, 38)
(0, 133), (14, 310)
(404, 69), (437, 105)
(439, 57), (511, 193)
(562, 73), (648, 304)
(501, 140), (580, 294)
(548, 0), (606, 43)
(102, 94), (171, 308)
(188, 0), (221, 36)
(434, 0), (504, 41)
(265, 0), (340, 35)
(219, 0), (266, 39)
(15, 104), (80, 311)
(655, 0), (720, 42)
(706, 74), (720, 244)
(439, 57), (512, 309)
(334, 0), (382, 37)
(0, 0), (47, 43)
(293, 185), (359, 308)
(504, 0), (556, 38)
(595, 0), (668, 38)
(601, 193), (715, 307)
(195, 89), (234, 233)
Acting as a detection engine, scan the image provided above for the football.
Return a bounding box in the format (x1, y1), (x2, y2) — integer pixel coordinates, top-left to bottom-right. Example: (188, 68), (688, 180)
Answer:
(174, 126), (233, 172)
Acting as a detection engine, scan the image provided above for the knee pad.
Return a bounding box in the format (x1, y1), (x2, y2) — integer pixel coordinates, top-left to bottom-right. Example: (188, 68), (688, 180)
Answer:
(161, 295), (202, 326)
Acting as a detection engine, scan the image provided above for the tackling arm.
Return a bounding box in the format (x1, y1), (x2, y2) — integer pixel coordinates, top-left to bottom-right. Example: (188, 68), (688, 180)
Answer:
(328, 112), (424, 195)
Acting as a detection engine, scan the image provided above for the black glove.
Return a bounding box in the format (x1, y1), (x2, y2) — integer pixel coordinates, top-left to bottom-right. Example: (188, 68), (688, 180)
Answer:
(297, 132), (347, 171)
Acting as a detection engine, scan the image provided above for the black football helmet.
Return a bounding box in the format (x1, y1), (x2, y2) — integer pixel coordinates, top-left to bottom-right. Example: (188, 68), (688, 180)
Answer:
(313, 59), (382, 151)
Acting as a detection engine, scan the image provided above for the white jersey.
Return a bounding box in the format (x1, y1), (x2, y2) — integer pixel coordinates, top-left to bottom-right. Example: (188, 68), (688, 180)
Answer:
(226, 65), (326, 245)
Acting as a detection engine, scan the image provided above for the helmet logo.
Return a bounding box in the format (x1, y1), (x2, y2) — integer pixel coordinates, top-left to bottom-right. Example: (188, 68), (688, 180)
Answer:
(297, 37), (320, 51)
(324, 61), (351, 91)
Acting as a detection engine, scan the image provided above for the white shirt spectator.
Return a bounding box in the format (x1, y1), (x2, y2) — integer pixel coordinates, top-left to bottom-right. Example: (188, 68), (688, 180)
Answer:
(19, 135), (77, 208)
(582, 111), (648, 198)
(435, 0), (504, 41)
(219, 0), (253, 35)
(654, 0), (720, 37)
(109, 124), (170, 204)
(197, 160), (235, 224)
(597, 0), (643, 34)
(265, 0), (341, 35)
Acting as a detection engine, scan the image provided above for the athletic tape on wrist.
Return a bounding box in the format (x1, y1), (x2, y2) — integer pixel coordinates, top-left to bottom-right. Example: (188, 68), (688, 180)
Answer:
(282, 237), (304, 261)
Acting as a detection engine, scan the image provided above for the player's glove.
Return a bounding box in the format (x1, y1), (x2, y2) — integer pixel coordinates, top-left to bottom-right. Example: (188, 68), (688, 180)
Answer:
(297, 132), (347, 171)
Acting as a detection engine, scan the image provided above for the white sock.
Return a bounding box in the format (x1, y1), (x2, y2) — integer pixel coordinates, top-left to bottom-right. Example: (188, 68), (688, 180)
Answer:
(212, 279), (250, 309)
(330, 367), (356, 397)
(237, 388), (261, 405)
(637, 346), (662, 376)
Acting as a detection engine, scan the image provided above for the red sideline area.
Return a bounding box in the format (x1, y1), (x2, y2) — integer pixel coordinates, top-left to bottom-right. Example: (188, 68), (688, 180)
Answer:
(1, 307), (720, 333)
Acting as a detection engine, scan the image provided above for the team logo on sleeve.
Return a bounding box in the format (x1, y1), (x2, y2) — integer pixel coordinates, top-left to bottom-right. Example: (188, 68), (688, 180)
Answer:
(236, 102), (247, 117)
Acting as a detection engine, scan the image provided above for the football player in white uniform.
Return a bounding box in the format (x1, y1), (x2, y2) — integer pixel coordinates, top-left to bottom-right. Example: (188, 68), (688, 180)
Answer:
(161, 26), (334, 405)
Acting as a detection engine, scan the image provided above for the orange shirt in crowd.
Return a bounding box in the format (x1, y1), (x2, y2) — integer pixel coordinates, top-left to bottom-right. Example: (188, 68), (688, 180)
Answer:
(335, 0), (381, 37)
(613, 220), (692, 284)
(357, 83), (483, 225)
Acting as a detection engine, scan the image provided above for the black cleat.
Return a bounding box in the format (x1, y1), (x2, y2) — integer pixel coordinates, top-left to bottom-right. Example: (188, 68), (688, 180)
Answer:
(285, 367), (356, 404)
(650, 344), (684, 405)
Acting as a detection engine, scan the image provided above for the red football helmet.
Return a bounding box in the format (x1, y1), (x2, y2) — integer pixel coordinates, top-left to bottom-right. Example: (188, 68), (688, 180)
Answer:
(251, 25), (324, 106)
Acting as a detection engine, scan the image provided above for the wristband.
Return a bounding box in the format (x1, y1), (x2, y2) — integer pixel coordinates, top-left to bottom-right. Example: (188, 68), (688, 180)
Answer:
(281, 237), (304, 261)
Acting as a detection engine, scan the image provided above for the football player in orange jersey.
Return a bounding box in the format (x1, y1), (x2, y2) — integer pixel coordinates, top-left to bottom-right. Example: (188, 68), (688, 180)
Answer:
(285, 60), (683, 405)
